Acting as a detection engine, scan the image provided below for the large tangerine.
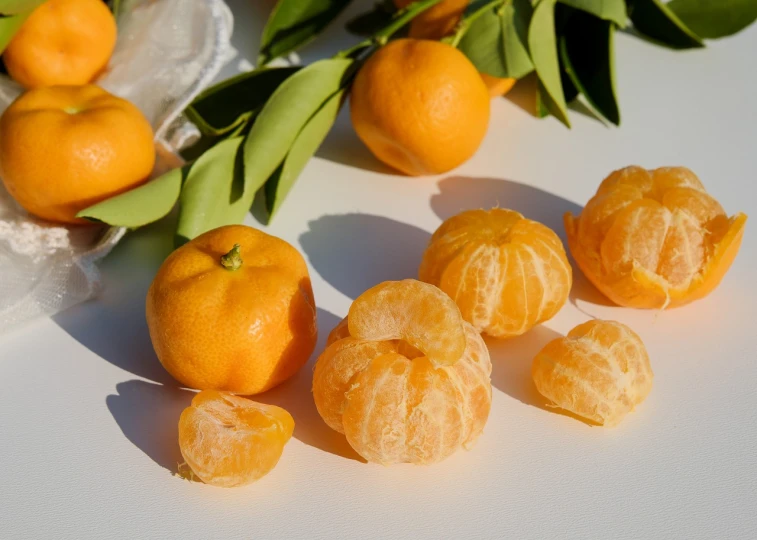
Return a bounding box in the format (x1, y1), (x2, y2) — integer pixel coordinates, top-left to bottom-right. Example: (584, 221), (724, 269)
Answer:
(565, 166), (747, 308)
(313, 280), (492, 465)
(419, 208), (572, 339)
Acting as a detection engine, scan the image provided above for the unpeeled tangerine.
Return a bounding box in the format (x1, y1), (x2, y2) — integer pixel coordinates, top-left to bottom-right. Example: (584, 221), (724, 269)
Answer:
(531, 320), (653, 427)
(313, 280), (492, 465)
(178, 390), (294, 487)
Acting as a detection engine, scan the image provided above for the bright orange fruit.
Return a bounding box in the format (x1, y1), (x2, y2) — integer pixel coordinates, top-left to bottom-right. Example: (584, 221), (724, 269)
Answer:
(178, 390), (294, 487)
(350, 38), (490, 176)
(313, 280), (492, 465)
(146, 225), (317, 395)
(532, 320), (653, 427)
(419, 208), (572, 339)
(0, 84), (155, 224)
(565, 166), (747, 308)
(3, 0), (117, 88)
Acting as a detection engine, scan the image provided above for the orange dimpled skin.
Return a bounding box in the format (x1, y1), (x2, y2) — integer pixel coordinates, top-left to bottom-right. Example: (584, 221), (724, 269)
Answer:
(394, 0), (469, 40)
(420, 209), (572, 339)
(178, 391), (294, 487)
(0, 85), (155, 224)
(146, 225), (318, 395)
(565, 166), (747, 308)
(350, 39), (490, 176)
(313, 280), (492, 465)
(3, 0), (117, 88)
(532, 320), (653, 427)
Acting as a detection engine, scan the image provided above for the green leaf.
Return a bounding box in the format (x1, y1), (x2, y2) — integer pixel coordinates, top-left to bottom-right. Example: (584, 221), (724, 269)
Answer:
(459, 0), (534, 79)
(628, 0), (704, 49)
(176, 137), (249, 243)
(560, 9), (619, 124)
(264, 88), (345, 220)
(187, 67), (300, 136)
(346, 0), (396, 36)
(668, 0), (757, 39)
(259, 0), (353, 65)
(0, 10), (29, 53)
(77, 167), (184, 228)
(242, 58), (353, 201)
(0, 0), (44, 15)
(557, 0), (627, 26)
(529, 0), (571, 127)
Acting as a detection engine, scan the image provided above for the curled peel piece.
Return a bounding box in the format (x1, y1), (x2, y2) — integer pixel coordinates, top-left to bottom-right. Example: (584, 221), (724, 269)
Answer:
(347, 279), (466, 366)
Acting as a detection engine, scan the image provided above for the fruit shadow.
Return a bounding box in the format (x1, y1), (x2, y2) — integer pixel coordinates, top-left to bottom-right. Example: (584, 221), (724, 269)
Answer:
(53, 214), (179, 386)
(300, 213), (431, 300)
(254, 307), (365, 462)
(488, 327), (599, 426)
(107, 379), (194, 474)
(432, 175), (612, 308)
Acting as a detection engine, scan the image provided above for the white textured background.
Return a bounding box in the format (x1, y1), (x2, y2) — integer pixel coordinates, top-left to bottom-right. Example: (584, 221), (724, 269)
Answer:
(2, 1), (756, 538)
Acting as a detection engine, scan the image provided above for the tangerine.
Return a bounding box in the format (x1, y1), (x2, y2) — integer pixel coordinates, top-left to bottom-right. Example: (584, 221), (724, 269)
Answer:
(350, 38), (490, 176)
(532, 320), (653, 427)
(419, 208), (572, 339)
(565, 166), (747, 308)
(3, 0), (117, 88)
(0, 84), (154, 224)
(146, 225), (317, 395)
(313, 280), (492, 465)
(178, 390), (294, 487)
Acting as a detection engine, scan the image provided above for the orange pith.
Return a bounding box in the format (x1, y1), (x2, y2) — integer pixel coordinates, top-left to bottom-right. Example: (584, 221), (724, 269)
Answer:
(0, 84), (155, 224)
(313, 280), (492, 465)
(3, 0), (117, 88)
(532, 320), (654, 427)
(419, 208), (572, 339)
(178, 390), (294, 487)
(565, 166), (747, 308)
(146, 225), (318, 395)
(350, 38), (490, 176)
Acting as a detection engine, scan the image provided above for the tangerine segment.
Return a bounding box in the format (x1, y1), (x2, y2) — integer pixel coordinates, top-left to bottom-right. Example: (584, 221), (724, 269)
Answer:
(566, 166), (747, 308)
(314, 320), (492, 465)
(347, 280), (466, 366)
(531, 320), (653, 427)
(178, 391), (294, 488)
(419, 209), (572, 339)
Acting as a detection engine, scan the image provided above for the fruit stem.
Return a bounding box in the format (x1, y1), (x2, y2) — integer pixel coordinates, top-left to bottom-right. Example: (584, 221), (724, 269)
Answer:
(220, 244), (243, 271)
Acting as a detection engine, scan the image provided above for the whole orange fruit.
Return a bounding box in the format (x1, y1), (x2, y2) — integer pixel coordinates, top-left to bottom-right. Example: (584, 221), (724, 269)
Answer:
(3, 0), (117, 88)
(314, 280), (492, 465)
(565, 166), (747, 308)
(0, 84), (155, 224)
(146, 225), (318, 396)
(394, 0), (517, 98)
(350, 38), (490, 176)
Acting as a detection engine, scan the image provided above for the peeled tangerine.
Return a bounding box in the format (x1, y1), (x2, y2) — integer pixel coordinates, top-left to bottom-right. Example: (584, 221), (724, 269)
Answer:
(532, 320), (653, 427)
(313, 280), (492, 465)
(419, 208), (572, 339)
(565, 166), (747, 308)
(178, 391), (294, 487)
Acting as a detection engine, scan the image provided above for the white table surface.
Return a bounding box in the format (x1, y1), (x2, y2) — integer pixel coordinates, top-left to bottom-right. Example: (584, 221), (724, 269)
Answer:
(2, 2), (756, 539)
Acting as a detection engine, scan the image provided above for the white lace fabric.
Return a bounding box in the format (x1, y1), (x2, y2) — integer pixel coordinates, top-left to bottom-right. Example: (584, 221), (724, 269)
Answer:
(0, 0), (235, 334)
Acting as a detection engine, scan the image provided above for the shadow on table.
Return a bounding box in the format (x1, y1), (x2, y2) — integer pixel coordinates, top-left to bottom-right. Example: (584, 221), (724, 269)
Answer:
(107, 380), (193, 473)
(107, 308), (364, 470)
(53, 216), (177, 386)
(300, 213), (431, 301)
(488, 327), (598, 426)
